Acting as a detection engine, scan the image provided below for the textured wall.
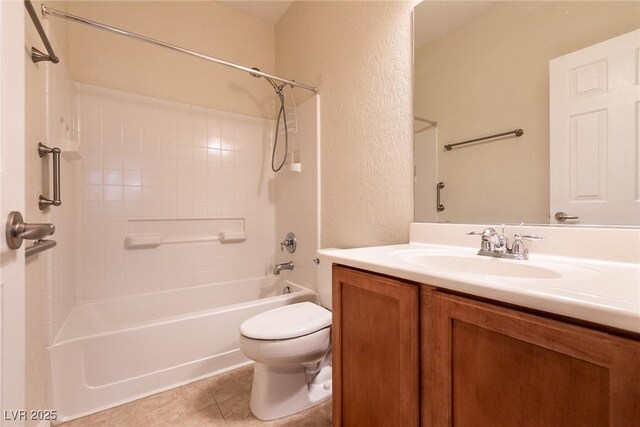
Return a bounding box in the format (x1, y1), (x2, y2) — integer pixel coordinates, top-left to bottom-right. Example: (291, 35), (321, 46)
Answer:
(68, 1), (276, 119)
(276, 1), (414, 248)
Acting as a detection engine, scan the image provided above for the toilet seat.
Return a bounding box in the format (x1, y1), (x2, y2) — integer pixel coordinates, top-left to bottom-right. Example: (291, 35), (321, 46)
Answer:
(240, 302), (331, 340)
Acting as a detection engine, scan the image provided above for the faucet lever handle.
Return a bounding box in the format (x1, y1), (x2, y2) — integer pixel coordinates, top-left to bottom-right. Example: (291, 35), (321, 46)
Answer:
(467, 228), (498, 239)
(516, 233), (544, 241)
(467, 230), (495, 252)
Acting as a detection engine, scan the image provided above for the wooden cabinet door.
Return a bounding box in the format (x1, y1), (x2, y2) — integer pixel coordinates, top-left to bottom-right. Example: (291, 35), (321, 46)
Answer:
(332, 266), (419, 427)
(428, 291), (640, 427)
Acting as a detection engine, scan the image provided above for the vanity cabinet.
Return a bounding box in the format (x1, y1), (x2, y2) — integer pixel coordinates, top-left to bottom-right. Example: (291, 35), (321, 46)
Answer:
(332, 265), (419, 427)
(332, 265), (640, 427)
(427, 291), (640, 427)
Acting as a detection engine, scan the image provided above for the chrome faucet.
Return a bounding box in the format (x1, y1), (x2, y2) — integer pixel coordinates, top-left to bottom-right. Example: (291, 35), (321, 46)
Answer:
(467, 227), (543, 260)
(273, 261), (294, 275)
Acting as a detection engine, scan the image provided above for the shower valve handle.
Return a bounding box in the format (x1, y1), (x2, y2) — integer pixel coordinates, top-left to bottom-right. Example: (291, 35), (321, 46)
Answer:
(279, 232), (297, 253)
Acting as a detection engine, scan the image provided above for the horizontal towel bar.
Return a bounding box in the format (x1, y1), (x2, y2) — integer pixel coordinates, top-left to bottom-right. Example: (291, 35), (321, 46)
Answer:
(444, 129), (524, 151)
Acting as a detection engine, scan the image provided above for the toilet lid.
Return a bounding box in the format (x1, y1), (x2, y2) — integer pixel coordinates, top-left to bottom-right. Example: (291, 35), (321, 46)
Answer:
(240, 302), (332, 340)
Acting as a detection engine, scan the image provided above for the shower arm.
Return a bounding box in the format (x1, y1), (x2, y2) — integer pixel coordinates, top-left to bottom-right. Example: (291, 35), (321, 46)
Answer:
(40, 4), (318, 94)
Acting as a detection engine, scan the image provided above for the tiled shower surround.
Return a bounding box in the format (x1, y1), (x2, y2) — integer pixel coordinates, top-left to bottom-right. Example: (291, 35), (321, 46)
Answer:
(77, 84), (276, 301)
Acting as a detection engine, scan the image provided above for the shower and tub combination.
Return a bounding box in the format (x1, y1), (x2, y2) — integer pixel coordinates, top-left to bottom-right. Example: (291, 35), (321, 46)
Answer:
(25, 1), (323, 422)
(49, 277), (316, 419)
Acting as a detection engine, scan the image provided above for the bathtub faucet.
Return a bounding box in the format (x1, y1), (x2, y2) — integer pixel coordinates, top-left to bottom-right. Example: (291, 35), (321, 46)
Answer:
(273, 261), (294, 275)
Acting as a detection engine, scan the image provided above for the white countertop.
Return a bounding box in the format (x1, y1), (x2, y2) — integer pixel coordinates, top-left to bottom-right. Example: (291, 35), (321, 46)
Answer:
(318, 242), (640, 334)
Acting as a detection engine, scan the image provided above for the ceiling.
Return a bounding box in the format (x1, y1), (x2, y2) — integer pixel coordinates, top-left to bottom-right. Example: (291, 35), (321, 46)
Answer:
(414, 1), (497, 49)
(218, 1), (294, 24)
(217, 1), (497, 44)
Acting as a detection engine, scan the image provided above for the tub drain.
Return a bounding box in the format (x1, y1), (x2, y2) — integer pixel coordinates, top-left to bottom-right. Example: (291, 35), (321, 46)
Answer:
(283, 286), (291, 294)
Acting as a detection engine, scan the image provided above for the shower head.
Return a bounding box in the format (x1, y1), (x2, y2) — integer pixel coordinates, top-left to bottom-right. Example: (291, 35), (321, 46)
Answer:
(251, 67), (290, 172)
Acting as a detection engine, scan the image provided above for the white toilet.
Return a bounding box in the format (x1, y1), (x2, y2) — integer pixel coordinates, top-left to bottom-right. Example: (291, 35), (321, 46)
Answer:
(238, 265), (333, 420)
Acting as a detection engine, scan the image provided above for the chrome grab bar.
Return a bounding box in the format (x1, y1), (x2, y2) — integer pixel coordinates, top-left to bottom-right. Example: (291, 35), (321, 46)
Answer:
(38, 142), (62, 209)
(436, 182), (445, 212)
(6, 211), (57, 257)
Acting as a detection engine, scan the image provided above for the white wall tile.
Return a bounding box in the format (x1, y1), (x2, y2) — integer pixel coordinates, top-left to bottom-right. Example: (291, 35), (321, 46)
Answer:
(83, 184), (103, 201)
(103, 201), (123, 218)
(83, 168), (103, 185)
(76, 83), (278, 301)
(123, 154), (142, 170)
(104, 169), (123, 185)
(124, 186), (142, 202)
(122, 94), (141, 142)
(103, 152), (124, 170)
(124, 170), (142, 186)
(103, 185), (123, 201)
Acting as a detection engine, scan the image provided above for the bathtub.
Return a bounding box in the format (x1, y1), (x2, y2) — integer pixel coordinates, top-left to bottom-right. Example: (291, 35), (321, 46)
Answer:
(48, 277), (317, 422)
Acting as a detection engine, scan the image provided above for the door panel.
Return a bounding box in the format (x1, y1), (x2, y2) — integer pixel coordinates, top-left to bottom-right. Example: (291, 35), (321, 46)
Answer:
(550, 29), (640, 225)
(332, 266), (419, 427)
(0, 1), (26, 424)
(429, 291), (640, 427)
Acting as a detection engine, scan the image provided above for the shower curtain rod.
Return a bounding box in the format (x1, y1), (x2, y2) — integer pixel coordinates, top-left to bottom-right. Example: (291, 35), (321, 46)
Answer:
(40, 4), (318, 93)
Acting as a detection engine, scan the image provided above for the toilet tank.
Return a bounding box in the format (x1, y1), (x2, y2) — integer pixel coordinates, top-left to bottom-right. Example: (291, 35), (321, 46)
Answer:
(316, 254), (333, 310)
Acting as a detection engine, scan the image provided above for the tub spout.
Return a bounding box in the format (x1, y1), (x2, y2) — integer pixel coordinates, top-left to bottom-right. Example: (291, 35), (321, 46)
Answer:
(273, 261), (294, 275)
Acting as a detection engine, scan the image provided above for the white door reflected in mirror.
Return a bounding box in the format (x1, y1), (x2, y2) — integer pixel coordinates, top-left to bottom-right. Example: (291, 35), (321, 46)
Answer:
(550, 29), (640, 226)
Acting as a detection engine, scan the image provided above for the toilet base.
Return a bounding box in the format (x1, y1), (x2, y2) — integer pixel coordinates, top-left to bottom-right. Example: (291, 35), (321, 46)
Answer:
(249, 363), (332, 420)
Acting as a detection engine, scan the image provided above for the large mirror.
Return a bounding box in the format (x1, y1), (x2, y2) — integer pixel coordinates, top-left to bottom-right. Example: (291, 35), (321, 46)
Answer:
(414, 1), (640, 226)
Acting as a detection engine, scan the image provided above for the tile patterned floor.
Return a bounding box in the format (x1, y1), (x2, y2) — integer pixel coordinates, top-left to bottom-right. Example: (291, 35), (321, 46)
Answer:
(58, 365), (332, 427)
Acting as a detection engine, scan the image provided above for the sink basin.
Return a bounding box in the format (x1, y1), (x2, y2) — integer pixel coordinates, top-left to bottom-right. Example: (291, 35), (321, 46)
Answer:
(399, 253), (562, 279)
(319, 241), (638, 333)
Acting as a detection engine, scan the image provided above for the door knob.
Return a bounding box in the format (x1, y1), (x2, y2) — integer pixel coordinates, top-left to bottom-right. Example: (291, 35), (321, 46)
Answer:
(554, 211), (579, 222)
(6, 211), (56, 249)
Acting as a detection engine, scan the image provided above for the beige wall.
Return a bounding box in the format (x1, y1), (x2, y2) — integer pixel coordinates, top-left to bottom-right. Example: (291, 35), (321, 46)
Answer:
(415, 1), (640, 224)
(276, 1), (414, 248)
(68, 1), (276, 118)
